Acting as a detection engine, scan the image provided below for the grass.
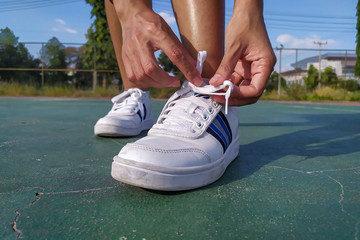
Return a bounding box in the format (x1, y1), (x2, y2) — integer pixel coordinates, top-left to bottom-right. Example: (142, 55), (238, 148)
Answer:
(1, 82), (359, 102)
(0, 82), (119, 98)
(261, 84), (360, 102)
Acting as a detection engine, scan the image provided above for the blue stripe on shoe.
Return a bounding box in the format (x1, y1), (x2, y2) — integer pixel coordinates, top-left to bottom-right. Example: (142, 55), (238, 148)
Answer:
(213, 117), (231, 147)
(194, 93), (210, 99)
(206, 111), (233, 153)
(136, 110), (142, 121)
(143, 103), (147, 120)
(217, 111), (232, 141)
(207, 124), (226, 153)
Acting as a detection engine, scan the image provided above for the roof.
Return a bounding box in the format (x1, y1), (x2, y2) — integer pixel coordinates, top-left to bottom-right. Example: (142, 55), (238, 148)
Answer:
(291, 52), (357, 70)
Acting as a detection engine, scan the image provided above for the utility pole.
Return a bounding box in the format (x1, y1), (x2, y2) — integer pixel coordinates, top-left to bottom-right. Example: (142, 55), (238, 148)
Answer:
(314, 41), (327, 85)
(276, 44), (284, 97)
(295, 49), (298, 83)
(41, 43), (44, 87)
(93, 44), (97, 92)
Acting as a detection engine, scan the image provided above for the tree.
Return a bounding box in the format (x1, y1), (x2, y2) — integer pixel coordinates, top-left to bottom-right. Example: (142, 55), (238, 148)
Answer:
(0, 27), (18, 46)
(265, 71), (286, 92)
(303, 64), (319, 90)
(81, 0), (119, 88)
(344, 79), (360, 91)
(321, 67), (339, 87)
(355, 0), (360, 76)
(40, 37), (68, 85)
(0, 28), (40, 84)
(65, 46), (83, 68)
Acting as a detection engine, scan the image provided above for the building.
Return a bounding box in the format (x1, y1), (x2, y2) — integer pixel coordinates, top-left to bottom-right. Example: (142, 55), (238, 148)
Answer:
(281, 52), (357, 85)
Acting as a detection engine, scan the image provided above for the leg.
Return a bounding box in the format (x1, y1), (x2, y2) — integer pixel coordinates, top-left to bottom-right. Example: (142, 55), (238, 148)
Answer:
(171, 0), (225, 79)
(105, 0), (151, 90)
(95, 0), (154, 137)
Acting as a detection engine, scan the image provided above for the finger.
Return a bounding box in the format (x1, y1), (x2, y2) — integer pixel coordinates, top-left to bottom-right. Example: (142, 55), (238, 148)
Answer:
(122, 53), (140, 86)
(160, 32), (202, 86)
(234, 60), (252, 80)
(236, 59), (273, 98)
(209, 50), (240, 86)
(123, 48), (158, 89)
(230, 72), (243, 86)
(140, 48), (180, 88)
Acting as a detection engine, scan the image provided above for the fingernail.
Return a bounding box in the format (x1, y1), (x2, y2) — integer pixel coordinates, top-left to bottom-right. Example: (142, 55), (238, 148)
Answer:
(194, 76), (202, 86)
(210, 74), (221, 85)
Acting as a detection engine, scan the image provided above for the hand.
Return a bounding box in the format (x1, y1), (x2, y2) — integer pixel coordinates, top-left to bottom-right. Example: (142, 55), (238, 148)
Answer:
(113, 0), (202, 89)
(209, 0), (276, 106)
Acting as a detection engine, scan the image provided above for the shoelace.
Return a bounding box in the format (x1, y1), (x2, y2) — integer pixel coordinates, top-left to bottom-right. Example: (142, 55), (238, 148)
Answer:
(156, 51), (234, 131)
(193, 51), (233, 114)
(189, 80), (233, 115)
(158, 81), (233, 130)
(110, 88), (144, 115)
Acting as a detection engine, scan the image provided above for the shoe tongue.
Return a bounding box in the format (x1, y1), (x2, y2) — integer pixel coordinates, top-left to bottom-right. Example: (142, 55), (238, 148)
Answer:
(112, 88), (143, 104)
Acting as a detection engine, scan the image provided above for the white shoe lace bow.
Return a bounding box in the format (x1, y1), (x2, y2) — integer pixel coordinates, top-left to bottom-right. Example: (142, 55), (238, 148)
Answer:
(110, 88), (145, 116)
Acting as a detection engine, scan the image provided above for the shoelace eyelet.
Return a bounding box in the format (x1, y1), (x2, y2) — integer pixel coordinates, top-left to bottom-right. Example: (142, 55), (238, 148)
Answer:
(207, 108), (214, 114)
(212, 102), (219, 108)
(196, 122), (203, 128)
(202, 114), (208, 120)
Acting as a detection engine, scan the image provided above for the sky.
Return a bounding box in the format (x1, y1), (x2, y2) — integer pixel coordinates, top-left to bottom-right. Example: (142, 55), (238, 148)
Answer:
(0, 0), (357, 71)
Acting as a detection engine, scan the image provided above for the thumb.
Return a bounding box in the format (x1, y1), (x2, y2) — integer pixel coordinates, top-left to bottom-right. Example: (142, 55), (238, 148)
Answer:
(209, 52), (238, 86)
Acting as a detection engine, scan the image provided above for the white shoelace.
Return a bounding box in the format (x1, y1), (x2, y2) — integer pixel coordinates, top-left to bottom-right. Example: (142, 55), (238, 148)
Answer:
(193, 51), (233, 114)
(189, 80), (233, 115)
(154, 51), (234, 132)
(110, 88), (144, 115)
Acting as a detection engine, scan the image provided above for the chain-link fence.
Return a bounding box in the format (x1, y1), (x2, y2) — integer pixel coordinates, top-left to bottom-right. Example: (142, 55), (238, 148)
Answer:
(0, 41), (357, 91)
(0, 41), (121, 91)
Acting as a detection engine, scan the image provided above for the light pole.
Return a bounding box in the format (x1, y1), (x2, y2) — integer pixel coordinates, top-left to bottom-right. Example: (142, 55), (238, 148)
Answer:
(314, 41), (327, 86)
(276, 44), (284, 97)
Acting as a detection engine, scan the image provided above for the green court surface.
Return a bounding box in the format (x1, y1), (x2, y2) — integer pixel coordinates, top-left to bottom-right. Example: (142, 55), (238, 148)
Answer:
(1, 97), (359, 240)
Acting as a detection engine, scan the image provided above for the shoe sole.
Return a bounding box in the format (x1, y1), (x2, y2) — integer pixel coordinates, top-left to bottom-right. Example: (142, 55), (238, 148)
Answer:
(111, 135), (240, 191)
(94, 118), (153, 137)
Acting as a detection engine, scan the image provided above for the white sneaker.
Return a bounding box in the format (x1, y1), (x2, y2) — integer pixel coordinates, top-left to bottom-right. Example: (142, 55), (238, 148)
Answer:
(94, 88), (153, 137)
(111, 79), (240, 191)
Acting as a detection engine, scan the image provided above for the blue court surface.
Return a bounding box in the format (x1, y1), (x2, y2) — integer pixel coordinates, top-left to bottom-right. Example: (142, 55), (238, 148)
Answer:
(1, 97), (359, 239)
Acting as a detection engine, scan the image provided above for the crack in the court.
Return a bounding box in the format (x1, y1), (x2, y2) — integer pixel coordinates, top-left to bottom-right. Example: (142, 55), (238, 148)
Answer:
(266, 165), (360, 240)
(10, 186), (116, 239)
(38, 186), (117, 195)
(326, 175), (360, 240)
(11, 187), (44, 239)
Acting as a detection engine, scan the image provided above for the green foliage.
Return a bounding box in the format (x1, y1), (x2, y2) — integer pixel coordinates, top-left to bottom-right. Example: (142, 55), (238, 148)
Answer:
(355, 0), (360, 76)
(304, 65), (343, 89)
(285, 83), (306, 100)
(40, 37), (66, 68)
(265, 71), (286, 92)
(0, 28), (40, 84)
(344, 79), (360, 91)
(321, 66), (339, 87)
(80, 0), (120, 89)
(304, 64), (319, 90)
(81, 0), (118, 70)
(0, 82), (119, 98)
(39, 37), (68, 85)
(0, 27), (18, 46)
(311, 87), (347, 101)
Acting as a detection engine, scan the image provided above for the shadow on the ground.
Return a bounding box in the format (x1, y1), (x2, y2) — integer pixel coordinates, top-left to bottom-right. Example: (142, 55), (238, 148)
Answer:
(206, 112), (360, 189)
(112, 112), (360, 195)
